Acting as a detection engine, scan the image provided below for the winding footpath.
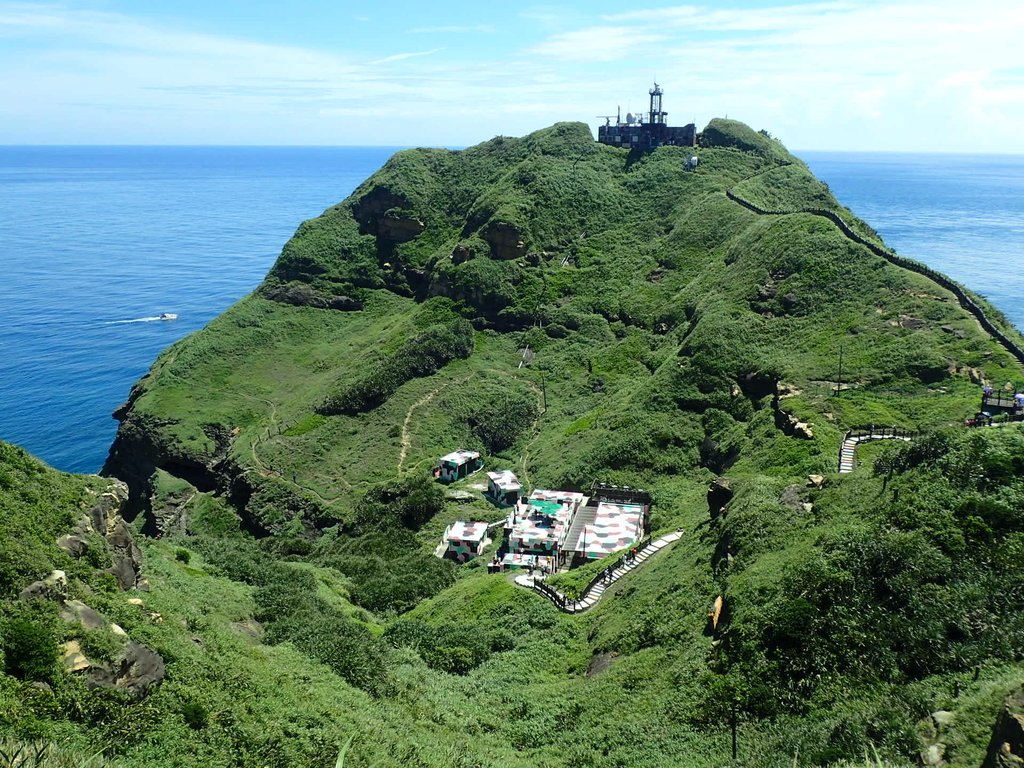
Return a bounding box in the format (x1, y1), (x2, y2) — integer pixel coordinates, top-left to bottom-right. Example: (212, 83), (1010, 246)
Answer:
(725, 185), (1024, 368)
(516, 531), (683, 613)
(397, 378), (471, 474)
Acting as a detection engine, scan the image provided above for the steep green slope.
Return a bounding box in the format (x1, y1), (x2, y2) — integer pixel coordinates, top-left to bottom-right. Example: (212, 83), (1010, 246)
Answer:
(104, 121), (1022, 526)
(6, 429), (1024, 767)
(6, 119), (1021, 766)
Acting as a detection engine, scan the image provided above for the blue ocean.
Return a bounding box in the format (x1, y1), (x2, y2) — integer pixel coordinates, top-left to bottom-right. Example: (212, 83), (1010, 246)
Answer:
(801, 152), (1024, 332)
(0, 147), (396, 473)
(1, 147), (1022, 474)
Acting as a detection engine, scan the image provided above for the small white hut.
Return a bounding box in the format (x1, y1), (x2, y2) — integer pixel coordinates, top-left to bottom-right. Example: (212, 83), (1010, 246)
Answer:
(436, 449), (482, 483)
(485, 469), (521, 506)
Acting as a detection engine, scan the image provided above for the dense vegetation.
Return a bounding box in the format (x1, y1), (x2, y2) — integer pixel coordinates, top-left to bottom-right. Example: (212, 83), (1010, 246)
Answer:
(318, 319), (475, 416)
(4, 119), (1024, 766)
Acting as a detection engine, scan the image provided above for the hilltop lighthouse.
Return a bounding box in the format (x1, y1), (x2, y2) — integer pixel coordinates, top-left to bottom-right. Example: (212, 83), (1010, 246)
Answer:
(597, 83), (696, 150)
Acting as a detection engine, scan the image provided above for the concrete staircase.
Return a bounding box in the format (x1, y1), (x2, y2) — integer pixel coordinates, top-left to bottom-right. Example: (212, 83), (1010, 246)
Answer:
(839, 432), (913, 474)
(517, 531), (683, 613)
(839, 436), (858, 473)
(563, 503), (598, 552)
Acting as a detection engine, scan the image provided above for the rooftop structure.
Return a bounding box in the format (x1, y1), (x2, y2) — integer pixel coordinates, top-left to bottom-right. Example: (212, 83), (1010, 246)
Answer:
(597, 83), (696, 150)
(981, 391), (1024, 416)
(590, 483), (652, 506)
(571, 501), (644, 560)
(559, 485), (650, 564)
(503, 490), (587, 568)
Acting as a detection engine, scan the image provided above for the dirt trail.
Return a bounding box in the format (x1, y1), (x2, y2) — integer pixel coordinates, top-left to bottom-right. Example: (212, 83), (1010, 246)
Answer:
(398, 375), (472, 473)
(516, 380), (545, 489)
(239, 393), (351, 506)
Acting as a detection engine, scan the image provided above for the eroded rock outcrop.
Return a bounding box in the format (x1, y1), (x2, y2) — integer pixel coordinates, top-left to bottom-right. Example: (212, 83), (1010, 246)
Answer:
(983, 687), (1024, 768)
(262, 281), (364, 311)
(57, 480), (146, 590)
(19, 569), (68, 601)
(707, 477), (733, 524)
(377, 211), (425, 242)
(19, 478), (166, 699)
(353, 186), (407, 229)
(60, 599), (107, 631)
(62, 636), (166, 698)
(773, 404), (814, 440)
(483, 221), (527, 260)
(92, 642), (165, 698)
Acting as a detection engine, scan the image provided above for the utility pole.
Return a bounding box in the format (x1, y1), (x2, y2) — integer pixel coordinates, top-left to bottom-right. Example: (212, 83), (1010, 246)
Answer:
(731, 701), (738, 760)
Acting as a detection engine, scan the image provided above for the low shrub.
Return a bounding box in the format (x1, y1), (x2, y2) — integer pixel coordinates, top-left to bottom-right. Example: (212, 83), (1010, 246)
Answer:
(384, 619), (494, 674)
(465, 391), (538, 452)
(254, 564), (392, 695)
(1, 606), (59, 684)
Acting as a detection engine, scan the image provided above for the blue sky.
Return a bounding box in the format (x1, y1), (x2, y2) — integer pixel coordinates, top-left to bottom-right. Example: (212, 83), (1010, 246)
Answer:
(1, 0), (1022, 151)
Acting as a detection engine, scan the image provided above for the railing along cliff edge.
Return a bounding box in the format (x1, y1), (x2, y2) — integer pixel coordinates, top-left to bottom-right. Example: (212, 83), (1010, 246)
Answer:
(725, 189), (1024, 368)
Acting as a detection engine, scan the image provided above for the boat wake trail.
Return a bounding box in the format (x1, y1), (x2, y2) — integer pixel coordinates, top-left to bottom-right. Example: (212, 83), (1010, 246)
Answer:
(104, 316), (163, 325)
(103, 314), (176, 325)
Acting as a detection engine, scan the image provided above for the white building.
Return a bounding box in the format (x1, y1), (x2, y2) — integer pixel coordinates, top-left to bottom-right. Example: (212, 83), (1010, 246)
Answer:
(486, 469), (521, 506)
(437, 449), (482, 483)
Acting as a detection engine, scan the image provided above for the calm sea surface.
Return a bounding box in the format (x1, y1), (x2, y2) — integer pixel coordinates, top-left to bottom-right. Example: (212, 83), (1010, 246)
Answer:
(801, 151), (1024, 329)
(1, 147), (1022, 473)
(0, 147), (397, 473)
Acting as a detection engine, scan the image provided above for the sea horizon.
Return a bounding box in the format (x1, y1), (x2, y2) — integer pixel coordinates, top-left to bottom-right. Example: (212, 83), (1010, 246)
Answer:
(2, 143), (1023, 157)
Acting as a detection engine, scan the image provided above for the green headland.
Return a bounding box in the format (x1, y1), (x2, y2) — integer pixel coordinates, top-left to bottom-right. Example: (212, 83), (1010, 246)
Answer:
(3, 118), (1024, 767)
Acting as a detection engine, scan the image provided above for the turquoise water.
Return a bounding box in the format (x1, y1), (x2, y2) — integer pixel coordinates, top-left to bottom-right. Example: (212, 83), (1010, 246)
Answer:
(1, 147), (1021, 473)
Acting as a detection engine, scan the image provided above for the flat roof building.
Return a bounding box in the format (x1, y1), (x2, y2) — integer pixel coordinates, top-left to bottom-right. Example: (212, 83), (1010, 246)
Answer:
(436, 449), (482, 483)
(486, 469), (522, 506)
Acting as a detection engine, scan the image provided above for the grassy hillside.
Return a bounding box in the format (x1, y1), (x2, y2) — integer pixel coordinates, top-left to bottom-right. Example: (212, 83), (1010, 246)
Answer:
(4, 119), (1023, 766)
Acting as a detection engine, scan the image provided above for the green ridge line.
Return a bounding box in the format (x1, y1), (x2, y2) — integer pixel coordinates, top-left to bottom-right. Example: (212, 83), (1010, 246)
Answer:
(725, 188), (1024, 367)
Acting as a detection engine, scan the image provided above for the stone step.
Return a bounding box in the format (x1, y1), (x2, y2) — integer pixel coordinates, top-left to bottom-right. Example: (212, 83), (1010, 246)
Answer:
(526, 531), (685, 613)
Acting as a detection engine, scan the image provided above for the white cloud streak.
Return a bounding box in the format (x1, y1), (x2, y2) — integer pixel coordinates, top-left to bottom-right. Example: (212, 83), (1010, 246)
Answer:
(0, 1), (1022, 151)
(527, 26), (668, 61)
(407, 24), (495, 34)
(531, 0), (1024, 152)
(369, 48), (445, 66)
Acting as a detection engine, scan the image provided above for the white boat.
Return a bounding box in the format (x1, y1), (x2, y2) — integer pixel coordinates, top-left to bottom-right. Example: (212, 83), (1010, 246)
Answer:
(159, 313), (178, 321)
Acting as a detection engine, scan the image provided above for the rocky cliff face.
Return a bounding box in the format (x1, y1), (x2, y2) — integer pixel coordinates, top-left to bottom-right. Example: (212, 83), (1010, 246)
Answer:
(984, 688), (1024, 768)
(56, 479), (146, 590)
(17, 473), (166, 698)
(103, 392), (232, 524)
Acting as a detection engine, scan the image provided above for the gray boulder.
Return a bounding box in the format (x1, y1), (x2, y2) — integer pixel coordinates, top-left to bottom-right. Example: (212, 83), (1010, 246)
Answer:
(60, 599), (107, 631)
(19, 570), (68, 601)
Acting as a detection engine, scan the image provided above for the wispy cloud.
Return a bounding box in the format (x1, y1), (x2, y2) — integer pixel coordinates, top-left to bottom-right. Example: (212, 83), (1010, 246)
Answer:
(369, 47), (445, 66)
(603, 2), (852, 28)
(0, 2), (598, 144)
(408, 24), (495, 34)
(528, 0), (1024, 151)
(528, 26), (667, 62)
(1, 0), (1023, 151)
